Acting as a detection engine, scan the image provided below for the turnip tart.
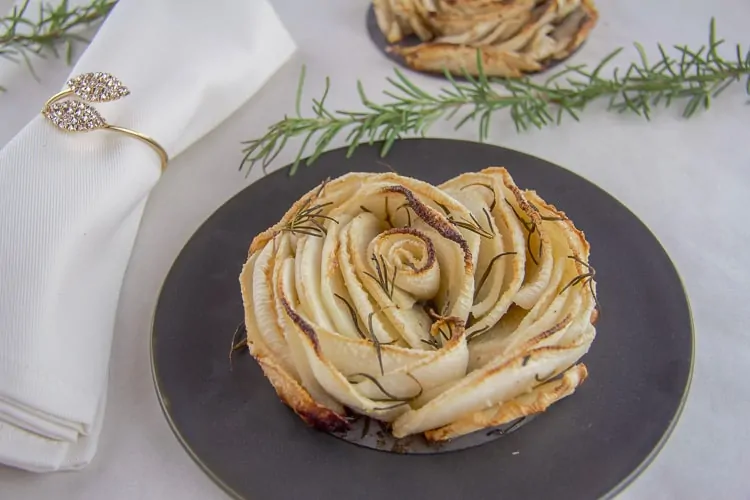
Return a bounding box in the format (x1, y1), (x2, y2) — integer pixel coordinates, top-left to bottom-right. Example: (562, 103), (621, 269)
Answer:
(371, 0), (599, 78)
(239, 168), (599, 441)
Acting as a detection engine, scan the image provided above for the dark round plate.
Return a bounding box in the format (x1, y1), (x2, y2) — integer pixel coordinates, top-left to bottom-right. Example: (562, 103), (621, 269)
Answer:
(365, 5), (586, 81)
(151, 138), (693, 500)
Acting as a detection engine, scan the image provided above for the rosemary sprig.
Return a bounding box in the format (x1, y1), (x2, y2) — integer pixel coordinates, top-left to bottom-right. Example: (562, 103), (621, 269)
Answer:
(333, 293), (395, 375)
(506, 199), (542, 265)
(486, 416), (528, 437)
(281, 201), (337, 237)
(396, 202), (412, 227)
(367, 311), (391, 376)
(350, 373), (424, 411)
(560, 255), (600, 312)
(435, 202), (451, 216)
(420, 337), (440, 349)
(334, 293), (367, 340)
(348, 372), (423, 404)
(466, 325), (491, 343)
(0, 0), (117, 91)
(240, 19), (750, 175)
(437, 201), (495, 239)
(473, 251), (517, 301)
(440, 296), (451, 316)
(228, 321), (247, 371)
(364, 253), (398, 300)
(450, 209), (495, 239)
(460, 183), (497, 211)
(281, 183), (338, 237)
(439, 322), (453, 342)
(421, 320), (455, 350)
(534, 362), (576, 384)
(505, 198), (566, 266)
(528, 201), (566, 223)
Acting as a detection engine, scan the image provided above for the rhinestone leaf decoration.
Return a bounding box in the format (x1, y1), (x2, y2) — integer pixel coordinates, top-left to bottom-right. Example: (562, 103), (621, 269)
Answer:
(43, 100), (107, 132)
(67, 72), (130, 103)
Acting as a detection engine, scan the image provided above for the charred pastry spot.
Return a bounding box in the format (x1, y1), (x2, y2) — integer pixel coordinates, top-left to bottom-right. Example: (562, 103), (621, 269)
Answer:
(506, 182), (541, 228)
(379, 227), (436, 273)
(382, 185), (473, 267)
(295, 407), (351, 433)
(279, 295), (321, 353)
(522, 354), (531, 366)
(528, 314), (572, 346)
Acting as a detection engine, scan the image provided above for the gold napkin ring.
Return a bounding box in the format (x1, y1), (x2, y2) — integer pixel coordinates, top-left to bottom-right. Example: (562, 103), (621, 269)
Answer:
(41, 72), (169, 172)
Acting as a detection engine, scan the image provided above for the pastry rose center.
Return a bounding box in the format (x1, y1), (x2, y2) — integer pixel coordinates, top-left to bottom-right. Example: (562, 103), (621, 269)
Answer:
(368, 227), (440, 300)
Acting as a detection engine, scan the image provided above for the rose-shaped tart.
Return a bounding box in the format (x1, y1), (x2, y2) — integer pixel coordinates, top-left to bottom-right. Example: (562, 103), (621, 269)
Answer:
(239, 168), (598, 441)
(372, 0), (599, 78)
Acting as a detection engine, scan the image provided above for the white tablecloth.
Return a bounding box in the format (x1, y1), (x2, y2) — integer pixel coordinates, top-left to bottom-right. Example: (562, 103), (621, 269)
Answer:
(1, 0), (748, 498)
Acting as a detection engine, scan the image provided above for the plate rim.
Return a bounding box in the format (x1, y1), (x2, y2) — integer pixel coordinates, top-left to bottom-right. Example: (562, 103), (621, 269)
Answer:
(149, 138), (695, 500)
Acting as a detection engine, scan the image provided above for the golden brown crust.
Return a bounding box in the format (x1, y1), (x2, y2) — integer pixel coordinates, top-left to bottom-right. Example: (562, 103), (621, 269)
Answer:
(254, 355), (350, 433)
(239, 260), (350, 433)
(571, 0), (599, 52)
(425, 363), (588, 441)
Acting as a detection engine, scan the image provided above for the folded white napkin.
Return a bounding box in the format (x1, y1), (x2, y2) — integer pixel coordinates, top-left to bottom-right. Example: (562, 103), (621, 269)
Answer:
(0, 0), (295, 472)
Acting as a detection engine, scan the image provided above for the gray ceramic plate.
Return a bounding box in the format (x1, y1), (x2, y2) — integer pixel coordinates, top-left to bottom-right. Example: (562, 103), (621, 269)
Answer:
(151, 139), (693, 500)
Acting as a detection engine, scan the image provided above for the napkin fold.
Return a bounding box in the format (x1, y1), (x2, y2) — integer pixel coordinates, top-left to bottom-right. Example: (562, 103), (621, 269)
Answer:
(0, 0), (296, 472)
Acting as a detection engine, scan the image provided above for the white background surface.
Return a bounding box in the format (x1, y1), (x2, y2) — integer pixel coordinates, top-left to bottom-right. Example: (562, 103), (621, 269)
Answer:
(1, 0), (749, 498)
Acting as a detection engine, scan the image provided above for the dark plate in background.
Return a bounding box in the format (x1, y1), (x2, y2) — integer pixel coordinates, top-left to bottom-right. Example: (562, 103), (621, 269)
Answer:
(151, 139), (693, 500)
